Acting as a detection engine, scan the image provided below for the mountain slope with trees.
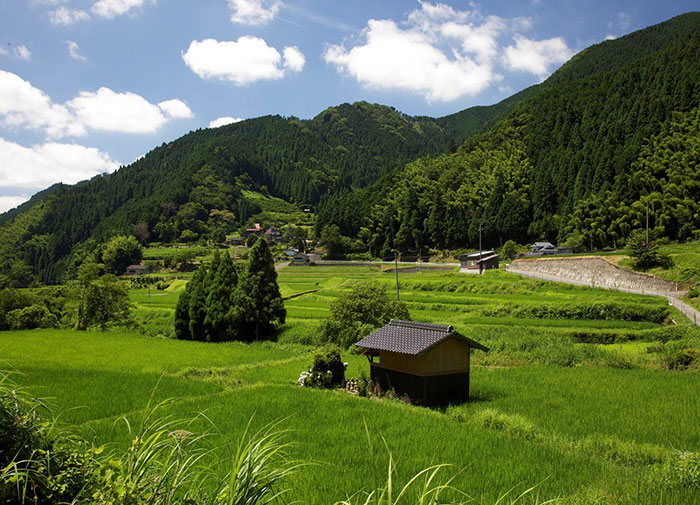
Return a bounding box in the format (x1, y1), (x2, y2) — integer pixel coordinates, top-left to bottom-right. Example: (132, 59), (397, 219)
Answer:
(319, 12), (700, 253)
(1, 12), (700, 284)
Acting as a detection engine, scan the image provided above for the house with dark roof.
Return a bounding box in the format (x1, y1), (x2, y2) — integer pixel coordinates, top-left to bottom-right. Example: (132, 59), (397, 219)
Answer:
(530, 242), (557, 253)
(459, 251), (499, 273)
(355, 319), (488, 405)
(125, 264), (147, 276)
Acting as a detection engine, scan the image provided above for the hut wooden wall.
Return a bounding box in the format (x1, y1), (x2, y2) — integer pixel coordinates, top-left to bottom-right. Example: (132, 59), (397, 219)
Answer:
(377, 337), (469, 377)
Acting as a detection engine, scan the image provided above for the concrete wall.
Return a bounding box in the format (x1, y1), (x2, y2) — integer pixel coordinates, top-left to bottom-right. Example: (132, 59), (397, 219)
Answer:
(509, 257), (677, 293)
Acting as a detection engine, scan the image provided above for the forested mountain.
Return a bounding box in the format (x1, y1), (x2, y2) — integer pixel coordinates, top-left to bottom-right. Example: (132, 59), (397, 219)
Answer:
(0, 102), (456, 283)
(318, 12), (700, 253)
(1, 12), (699, 284)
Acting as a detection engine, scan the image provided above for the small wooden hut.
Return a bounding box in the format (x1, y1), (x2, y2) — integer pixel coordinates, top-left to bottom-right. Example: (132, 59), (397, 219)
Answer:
(355, 319), (488, 405)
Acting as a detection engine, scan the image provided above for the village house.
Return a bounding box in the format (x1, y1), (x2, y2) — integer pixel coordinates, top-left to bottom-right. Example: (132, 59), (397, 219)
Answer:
(530, 242), (557, 254)
(264, 227), (283, 243)
(125, 264), (147, 276)
(291, 252), (310, 265)
(242, 223), (263, 238)
(355, 319), (489, 405)
(459, 251), (499, 273)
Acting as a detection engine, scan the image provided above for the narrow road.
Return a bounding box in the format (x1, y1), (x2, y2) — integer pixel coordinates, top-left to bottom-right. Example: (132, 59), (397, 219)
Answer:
(506, 265), (700, 327)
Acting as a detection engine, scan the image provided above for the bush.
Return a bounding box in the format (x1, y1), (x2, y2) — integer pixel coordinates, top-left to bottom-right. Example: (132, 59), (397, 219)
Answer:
(627, 230), (673, 270)
(647, 340), (699, 370)
(299, 345), (346, 389)
(6, 304), (58, 330)
(687, 287), (699, 299)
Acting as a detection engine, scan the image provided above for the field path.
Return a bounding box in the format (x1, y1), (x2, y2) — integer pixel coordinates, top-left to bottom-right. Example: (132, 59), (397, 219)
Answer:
(507, 258), (700, 326)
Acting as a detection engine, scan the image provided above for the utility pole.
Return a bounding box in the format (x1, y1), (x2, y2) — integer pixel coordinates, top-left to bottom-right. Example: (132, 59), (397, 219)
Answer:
(479, 221), (483, 258)
(645, 200), (649, 249)
(394, 250), (400, 301)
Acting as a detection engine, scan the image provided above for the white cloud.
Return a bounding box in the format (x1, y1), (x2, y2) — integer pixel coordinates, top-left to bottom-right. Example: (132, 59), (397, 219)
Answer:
(31, 0), (68, 5)
(182, 37), (305, 85)
(13, 45), (31, 61)
(0, 196), (30, 214)
(323, 2), (510, 102)
(67, 87), (170, 133)
(208, 116), (243, 128)
(49, 7), (90, 26)
(0, 138), (119, 190)
(0, 70), (190, 138)
(323, 1), (573, 102)
(157, 99), (193, 119)
(504, 35), (572, 78)
(91, 0), (147, 19)
(282, 46), (305, 72)
(0, 70), (82, 138)
(228, 0), (280, 25)
(67, 41), (86, 60)
(0, 47), (7, 56)
(324, 18), (498, 103)
(606, 34), (616, 41)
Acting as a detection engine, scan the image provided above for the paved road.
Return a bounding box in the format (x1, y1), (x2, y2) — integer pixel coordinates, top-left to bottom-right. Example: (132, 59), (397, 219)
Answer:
(507, 265), (700, 327)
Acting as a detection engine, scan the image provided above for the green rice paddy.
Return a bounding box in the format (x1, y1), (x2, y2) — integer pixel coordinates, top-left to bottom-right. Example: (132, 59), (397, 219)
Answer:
(2, 265), (699, 504)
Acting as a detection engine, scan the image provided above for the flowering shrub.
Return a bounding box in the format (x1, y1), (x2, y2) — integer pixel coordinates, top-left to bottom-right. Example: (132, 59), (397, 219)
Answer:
(298, 345), (346, 389)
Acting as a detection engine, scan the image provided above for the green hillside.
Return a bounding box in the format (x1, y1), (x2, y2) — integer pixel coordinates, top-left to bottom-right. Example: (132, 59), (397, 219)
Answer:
(319, 12), (700, 253)
(2, 12), (700, 284)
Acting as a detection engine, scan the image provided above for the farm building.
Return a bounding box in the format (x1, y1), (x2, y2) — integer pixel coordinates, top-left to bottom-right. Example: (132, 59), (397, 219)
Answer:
(530, 242), (557, 254)
(355, 319), (489, 405)
(125, 264), (147, 276)
(243, 223), (263, 238)
(459, 251), (499, 273)
(227, 237), (245, 246)
(291, 252), (310, 265)
(264, 227), (283, 243)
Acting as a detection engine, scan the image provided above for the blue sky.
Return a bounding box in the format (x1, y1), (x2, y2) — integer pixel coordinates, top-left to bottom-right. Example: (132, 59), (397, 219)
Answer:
(0, 0), (697, 212)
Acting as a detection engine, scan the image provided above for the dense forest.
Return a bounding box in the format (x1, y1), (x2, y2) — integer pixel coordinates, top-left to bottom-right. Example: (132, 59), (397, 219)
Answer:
(318, 13), (700, 251)
(1, 12), (700, 284)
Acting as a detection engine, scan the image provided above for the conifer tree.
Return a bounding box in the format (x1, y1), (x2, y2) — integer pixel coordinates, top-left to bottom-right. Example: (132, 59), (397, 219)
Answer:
(187, 265), (209, 341)
(204, 252), (238, 341)
(174, 283), (191, 340)
(232, 238), (286, 341)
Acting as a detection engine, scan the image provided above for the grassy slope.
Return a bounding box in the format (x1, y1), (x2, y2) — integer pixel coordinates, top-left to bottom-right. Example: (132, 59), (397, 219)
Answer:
(2, 328), (699, 504)
(3, 268), (700, 502)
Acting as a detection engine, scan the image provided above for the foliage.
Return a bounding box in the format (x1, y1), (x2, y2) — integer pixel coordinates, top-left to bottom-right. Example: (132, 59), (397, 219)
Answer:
(232, 238), (286, 341)
(0, 372), (97, 505)
(102, 235), (143, 275)
(0, 370), (299, 505)
(6, 304), (58, 330)
(318, 283), (409, 348)
(499, 240), (521, 261)
(77, 274), (132, 330)
(627, 230), (673, 270)
(175, 241), (285, 342)
(246, 234), (259, 248)
(301, 345), (346, 389)
(0, 287), (67, 331)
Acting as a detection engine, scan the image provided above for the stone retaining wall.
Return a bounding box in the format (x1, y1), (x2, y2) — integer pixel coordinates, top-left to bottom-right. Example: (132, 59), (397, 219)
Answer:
(510, 257), (677, 293)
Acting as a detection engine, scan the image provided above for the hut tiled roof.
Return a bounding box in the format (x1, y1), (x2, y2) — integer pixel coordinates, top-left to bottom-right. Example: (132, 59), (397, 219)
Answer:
(355, 319), (488, 356)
